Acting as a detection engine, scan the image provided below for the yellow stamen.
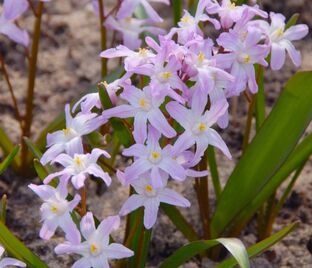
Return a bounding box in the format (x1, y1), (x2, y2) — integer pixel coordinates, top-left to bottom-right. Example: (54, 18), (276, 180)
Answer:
(198, 122), (207, 132)
(90, 244), (98, 254)
(198, 51), (205, 63)
(74, 156), (82, 166)
(145, 184), (153, 193)
(181, 16), (192, 23)
(63, 128), (71, 136)
(243, 54), (251, 64)
(227, 2), (236, 9)
(150, 151), (161, 160)
(138, 98), (146, 108)
(50, 206), (58, 213)
(138, 48), (148, 56)
(276, 28), (284, 37)
(160, 72), (172, 80)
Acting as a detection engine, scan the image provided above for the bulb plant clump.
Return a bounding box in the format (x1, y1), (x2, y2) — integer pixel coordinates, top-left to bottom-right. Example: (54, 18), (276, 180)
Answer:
(0, 0), (311, 268)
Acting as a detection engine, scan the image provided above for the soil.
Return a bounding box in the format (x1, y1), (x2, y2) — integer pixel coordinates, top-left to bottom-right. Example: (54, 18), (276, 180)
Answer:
(0, 0), (312, 267)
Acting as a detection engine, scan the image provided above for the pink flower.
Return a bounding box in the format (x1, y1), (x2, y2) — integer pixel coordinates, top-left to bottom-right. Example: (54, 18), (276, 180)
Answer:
(216, 29), (269, 94)
(55, 213), (133, 268)
(43, 149), (112, 189)
(28, 181), (81, 243)
(100, 45), (155, 72)
(119, 173), (190, 229)
(117, 0), (169, 23)
(102, 85), (176, 143)
(122, 127), (186, 188)
(166, 97), (231, 164)
(167, 0), (220, 44)
(105, 16), (165, 49)
(255, 12), (309, 70)
(0, 245), (26, 268)
(41, 104), (102, 165)
(0, 0), (29, 46)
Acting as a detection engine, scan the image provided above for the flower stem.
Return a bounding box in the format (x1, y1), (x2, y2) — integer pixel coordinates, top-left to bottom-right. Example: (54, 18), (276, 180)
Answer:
(79, 187), (87, 217)
(0, 55), (22, 130)
(98, 0), (107, 77)
(195, 151), (211, 239)
(242, 94), (255, 153)
(20, 2), (44, 170)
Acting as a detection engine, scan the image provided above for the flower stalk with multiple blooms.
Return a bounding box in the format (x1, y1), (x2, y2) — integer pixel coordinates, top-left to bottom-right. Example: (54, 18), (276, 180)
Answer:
(0, 0), (310, 267)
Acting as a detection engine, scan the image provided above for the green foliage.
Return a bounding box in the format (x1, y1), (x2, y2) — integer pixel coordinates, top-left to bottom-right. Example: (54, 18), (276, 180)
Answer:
(160, 238), (250, 268)
(0, 221), (48, 268)
(217, 223), (298, 268)
(211, 71), (312, 237)
(0, 145), (19, 175)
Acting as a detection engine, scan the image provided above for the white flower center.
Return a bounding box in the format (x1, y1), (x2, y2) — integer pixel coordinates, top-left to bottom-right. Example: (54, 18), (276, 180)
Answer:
(238, 53), (251, 64)
(149, 151), (162, 164)
(272, 27), (284, 41)
(89, 243), (102, 257)
(180, 15), (195, 27)
(138, 48), (148, 57)
(158, 71), (172, 83)
(226, 2), (236, 10)
(74, 156), (86, 172)
(138, 97), (151, 111)
(193, 122), (207, 135)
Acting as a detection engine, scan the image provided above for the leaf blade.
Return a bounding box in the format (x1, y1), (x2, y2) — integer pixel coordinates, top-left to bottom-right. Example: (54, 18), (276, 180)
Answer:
(211, 71), (312, 237)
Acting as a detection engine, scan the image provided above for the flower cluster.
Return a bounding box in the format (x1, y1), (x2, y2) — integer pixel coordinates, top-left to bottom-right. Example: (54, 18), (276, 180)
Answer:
(27, 0), (308, 267)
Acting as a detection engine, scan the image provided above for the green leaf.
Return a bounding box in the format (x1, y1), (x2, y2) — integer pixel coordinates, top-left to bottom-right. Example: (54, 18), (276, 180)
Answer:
(217, 222), (298, 268)
(0, 128), (20, 169)
(161, 203), (199, 242)
(211, 72), (312, 237)
(0, 145), (19, 175)
(23, 137), (43, 159)
(231, 133), (312, 235)
(255, 65), (265, 131)
(285, 13), (299, 30)
(0, 221), (48, 268)
(159, 238), (250, 268)
(172, 0), (183, 25)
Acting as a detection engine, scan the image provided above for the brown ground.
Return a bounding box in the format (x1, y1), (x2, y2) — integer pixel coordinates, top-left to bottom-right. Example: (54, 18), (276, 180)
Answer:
(0, 0), (311, 267)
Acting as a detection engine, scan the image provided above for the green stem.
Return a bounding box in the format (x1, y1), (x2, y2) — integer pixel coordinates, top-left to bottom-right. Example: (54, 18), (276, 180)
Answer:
(260, 159), (307, 240)
(0, 195), (7, 223)
(195, 151), (210, 239)
(136, 229), (152, 268)
(21, 2), (44, 170)
(98, 0), (107, 77)
(207, 146), (221, 200)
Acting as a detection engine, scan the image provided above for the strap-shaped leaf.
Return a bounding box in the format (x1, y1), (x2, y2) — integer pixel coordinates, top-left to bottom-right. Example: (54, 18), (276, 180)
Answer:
(0, 145), (19, 175)
(211, 72), (312, 237)
(231, 133), (312, 235)
(217, 222), (298, 268)
(0, 221), (48, 268)
(159, 238), (249, 268)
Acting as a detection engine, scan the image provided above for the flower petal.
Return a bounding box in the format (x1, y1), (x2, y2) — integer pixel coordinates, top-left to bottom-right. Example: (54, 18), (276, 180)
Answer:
(119, 194), (144, 216)
(159, 188), (190, 207)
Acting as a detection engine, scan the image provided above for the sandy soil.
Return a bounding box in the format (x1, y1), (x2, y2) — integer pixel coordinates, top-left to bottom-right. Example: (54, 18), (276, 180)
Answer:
(0, 0), (311, 267)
